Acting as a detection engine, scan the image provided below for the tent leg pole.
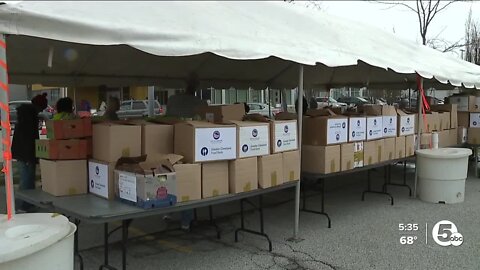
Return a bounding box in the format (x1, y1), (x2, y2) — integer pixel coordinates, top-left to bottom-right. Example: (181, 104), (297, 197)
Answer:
(148, 86), (155, 117)
(289, 64), (303, 242)
(0, 34), (15, 220)
(414, 76), (423, 199)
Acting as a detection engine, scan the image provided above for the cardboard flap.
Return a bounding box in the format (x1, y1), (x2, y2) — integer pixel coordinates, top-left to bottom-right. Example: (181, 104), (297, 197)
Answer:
(274, 112), (297, 120)
(396, 108), (408, 116)
(243, 114), (269, 122)
(145, 116), (184, 125)
(359, 104), (382, 116)
(382, 105), (397, 116)
(229, 120), (269, 127)
(147, 153), (184, 165)
(305, 108), (336, 117)
(115, 155), (148, 174)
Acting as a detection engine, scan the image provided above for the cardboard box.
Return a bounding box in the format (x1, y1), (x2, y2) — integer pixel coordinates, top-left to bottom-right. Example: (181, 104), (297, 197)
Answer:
(229, 157), (258, 194)
(348, 116), (366, 142)
(88, 159), (115, 200)
(271, 120), (299, 153)
(230, 120), (270, 158)
(341, 143), (355, 171)
(431, 104), (458, 128)
(397, 109), (415, 136)
(427, 112), (440, 132)
(467, 128), (480, 144)
(437, 130), (449, 148)
(174, 163), (201, 203)
(435, 112), (450, 131)
(303, 110), (348, 145)
(115, 157), (177, 208)
(405, 135), (415, 157)
(458, 127), (467, 144)
(470, 113), (480, 128)
(283, 150), (300, 182)
(366, 116), (383, 140)
(449, 128), (458, 146)
(353, 142), (364, 168)
(383, 138), (395, 161)
(201, 161), (229, 198)
(258, 153), (283, 188)
(447, 95), (475, 112)
(382, 106), (398, 138)
(417, 133), (433, 149)
(40, 159), (87, 196)
(458, 112), (469, 128)
(46, 118), (92, 139)
(203, 104), (245, 123)
(174, 121), (237, 163)
(141, 122), (174, 156)
(301, 145), (340, 174)
(93, 123), (142, 163)
(395, 136), (406, 159)
(363, 140), (377, 166)
(36, 139), (88, 160)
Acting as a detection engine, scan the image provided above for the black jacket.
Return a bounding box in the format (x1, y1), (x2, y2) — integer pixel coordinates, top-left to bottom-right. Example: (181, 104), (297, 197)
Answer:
(12, 104), (39, 162)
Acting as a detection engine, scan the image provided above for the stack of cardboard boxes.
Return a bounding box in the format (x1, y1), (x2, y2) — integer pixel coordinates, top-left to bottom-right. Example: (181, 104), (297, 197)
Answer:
(301, 105), (416, 174)
(447, 94), (480, 145)
(37, 118), (92, 196)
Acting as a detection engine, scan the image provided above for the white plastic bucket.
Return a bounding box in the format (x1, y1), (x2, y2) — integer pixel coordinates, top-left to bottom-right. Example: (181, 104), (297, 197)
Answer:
(0, 213), (76, 270)
(416, 148), (472, 204)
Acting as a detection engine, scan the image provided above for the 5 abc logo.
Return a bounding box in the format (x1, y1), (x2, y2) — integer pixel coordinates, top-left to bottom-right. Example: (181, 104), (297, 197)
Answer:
(432, 220), (463, 247)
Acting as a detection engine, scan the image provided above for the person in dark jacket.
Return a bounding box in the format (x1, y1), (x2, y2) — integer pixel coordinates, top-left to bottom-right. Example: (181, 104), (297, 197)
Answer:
(12, 94), (47, 211)
(295, 96), (309, 115)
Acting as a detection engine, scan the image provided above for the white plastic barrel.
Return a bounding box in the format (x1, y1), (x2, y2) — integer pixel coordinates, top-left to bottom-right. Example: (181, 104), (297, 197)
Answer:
(416, 148), (472, 204)
(0, 213), (76, 270)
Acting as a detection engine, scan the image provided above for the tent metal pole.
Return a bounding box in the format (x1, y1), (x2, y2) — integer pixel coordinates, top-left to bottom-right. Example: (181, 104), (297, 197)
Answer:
(147, 86), (155, 117)
(293, 64), (304, 239)
(414, 76), (423, 198)
(0, 34), (15, 219)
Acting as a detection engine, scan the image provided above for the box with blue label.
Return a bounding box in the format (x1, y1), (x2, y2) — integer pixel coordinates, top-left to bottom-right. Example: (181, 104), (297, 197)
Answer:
(270, 119), (298, 153)
(348, 116), (366, 142)
(382, 105), (397, 138)
(174, 121), (237, 163)
(230, 120), (270, 158)
(302, 109), (348, 146)
(115, 156), (177, 209)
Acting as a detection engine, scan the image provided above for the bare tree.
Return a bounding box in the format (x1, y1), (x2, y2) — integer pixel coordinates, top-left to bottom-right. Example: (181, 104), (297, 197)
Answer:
(464, 8), (480, 64)
(373, 0), (459, 46)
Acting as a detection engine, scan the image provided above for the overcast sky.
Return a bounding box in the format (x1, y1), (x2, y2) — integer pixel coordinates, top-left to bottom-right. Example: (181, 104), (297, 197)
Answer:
(313, 1), (480, 56)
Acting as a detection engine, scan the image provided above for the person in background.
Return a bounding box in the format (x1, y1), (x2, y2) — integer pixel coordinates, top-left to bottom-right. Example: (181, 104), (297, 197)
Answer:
(309, 97), (318, 109)
(53, 97), (76, 120)
(166, 73), (207, 231)
(104, 97), (120, 121)
(166, 73), (208, 118)
(12, 94), (48, 212)
(295, 96), (309, 115)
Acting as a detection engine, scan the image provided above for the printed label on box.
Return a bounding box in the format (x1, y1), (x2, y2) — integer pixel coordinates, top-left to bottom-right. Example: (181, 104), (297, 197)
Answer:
(353, 142), (364, 168)
(399, 115), (415, 136)
(195, 127), (237, 161)
(366, 117), (383, 140)
(119, 173), (137, 202)
(470, 113), (480, 127)
(88, 161), (109, 198)
(349, 117), (366, 142)
(238, 125), (269, 158)
(273, 121), (298, 152)
(326, 118), (348, 144)
(382, 116), (397, 137)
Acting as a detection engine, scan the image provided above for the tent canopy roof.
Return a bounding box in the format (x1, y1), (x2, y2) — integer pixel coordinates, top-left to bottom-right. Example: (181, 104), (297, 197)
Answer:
(0, 1), (479, 90)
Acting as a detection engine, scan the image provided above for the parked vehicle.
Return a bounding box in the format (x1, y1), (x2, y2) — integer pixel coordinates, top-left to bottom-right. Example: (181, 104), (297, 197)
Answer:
(117, 100), (163, 119)
(315, 97), (347, 109)
(247, 103), (281, 118)
(8, 100), (54, 129)
(336, 96), (369, 107)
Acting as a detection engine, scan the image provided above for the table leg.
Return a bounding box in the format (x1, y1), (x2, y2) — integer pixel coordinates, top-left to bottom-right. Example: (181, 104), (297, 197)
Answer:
(99, 223), (116, 270)
(382, 162), (412, 196)
(362, 167), (394, 205)
(300, 178), (331, 228)
(234, 196), (273, 252)
(208, 206), (221, 239)
(73, 219), (84, 270)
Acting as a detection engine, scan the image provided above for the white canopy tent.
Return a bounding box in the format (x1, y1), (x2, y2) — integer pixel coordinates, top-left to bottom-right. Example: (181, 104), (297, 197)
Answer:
(0, 1), (479, 239)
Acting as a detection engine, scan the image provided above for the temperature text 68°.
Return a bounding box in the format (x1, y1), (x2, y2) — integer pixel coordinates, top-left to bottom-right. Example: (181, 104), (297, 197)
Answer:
(400, 236), (418, 245)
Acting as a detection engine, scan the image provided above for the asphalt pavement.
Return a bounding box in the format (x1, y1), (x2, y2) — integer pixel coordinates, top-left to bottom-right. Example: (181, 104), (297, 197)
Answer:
(1, 162), (480, 270)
